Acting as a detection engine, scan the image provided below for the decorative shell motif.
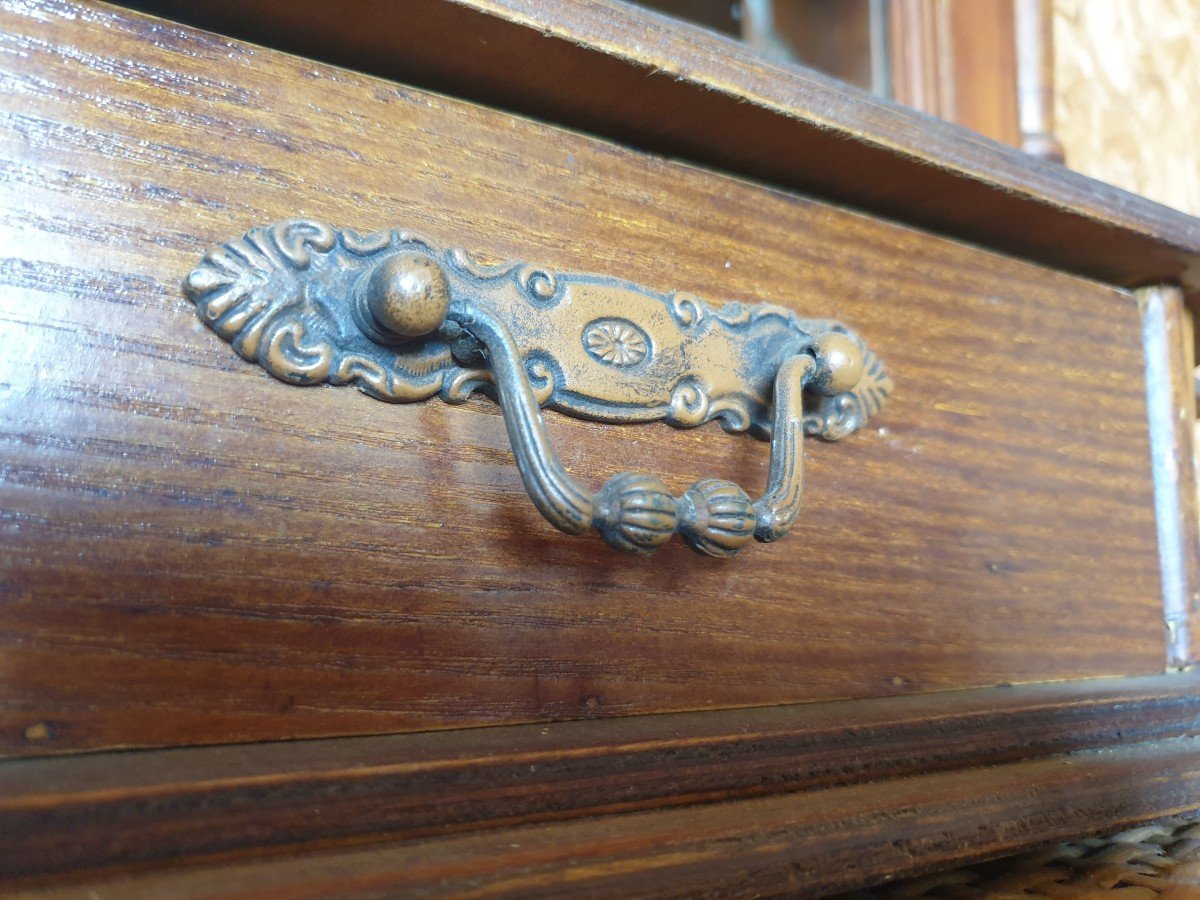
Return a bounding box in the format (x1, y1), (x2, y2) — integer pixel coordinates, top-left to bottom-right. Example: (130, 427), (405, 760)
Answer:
(582, 318), (650, 367)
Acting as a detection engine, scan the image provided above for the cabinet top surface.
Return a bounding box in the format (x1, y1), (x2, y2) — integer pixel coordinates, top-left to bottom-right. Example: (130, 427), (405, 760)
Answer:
(121, 0), (1200, 299)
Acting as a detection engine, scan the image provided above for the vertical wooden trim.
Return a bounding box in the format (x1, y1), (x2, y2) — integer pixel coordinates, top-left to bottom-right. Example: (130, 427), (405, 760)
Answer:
(1014, 0), (1064, 162)
(888, 0), (944, 118)
(888, 0), (1020, 146)
(868, 0), (890, 97)
(1139, 286), (1200, 669)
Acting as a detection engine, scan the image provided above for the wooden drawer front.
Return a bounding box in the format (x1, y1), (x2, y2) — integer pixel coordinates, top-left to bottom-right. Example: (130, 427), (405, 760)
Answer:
(0, 0), (1165, 756)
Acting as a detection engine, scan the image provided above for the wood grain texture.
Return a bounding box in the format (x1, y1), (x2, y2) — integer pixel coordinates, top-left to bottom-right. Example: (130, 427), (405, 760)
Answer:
(118, 0), (1200, 304)
(15, 735), (1200, 897)
(0, 0), (1168, 756)
(890, 0), (1021, 148)
(3, 675), (1200, 882)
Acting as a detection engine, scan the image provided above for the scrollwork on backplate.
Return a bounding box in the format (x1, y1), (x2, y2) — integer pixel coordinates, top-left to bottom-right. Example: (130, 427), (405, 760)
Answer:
(185, 219), (892, 440)
(184, 218), (893, 556)
(184, 219), (482, 404)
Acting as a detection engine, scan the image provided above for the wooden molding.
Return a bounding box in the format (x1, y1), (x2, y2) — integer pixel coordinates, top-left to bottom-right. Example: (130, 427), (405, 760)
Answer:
(5, 675), (1200, 885)
(14, 734), (1200, 896)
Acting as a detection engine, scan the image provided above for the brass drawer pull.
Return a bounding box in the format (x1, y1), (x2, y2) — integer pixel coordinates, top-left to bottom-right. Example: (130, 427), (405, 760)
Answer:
(185, 220), (891, 556)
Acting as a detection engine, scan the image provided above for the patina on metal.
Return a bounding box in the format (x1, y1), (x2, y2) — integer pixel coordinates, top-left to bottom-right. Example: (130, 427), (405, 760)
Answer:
(183, 219), (892, 556)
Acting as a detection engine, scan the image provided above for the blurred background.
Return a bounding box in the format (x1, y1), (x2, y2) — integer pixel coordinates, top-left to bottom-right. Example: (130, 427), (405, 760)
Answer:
(640, 0), (1200, 472)
(638, 0), (1200, 217)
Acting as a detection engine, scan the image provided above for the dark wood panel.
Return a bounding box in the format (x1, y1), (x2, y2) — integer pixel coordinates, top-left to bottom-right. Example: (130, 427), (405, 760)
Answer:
(0, 0), (1166, 755)
(3, 676), (1199, 882)
(117, 0), (1200, 307)
(16, 735), (1200, 897)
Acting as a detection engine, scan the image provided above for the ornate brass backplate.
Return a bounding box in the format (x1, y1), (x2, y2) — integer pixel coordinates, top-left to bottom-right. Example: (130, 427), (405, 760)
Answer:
(184, 219), (891, 557)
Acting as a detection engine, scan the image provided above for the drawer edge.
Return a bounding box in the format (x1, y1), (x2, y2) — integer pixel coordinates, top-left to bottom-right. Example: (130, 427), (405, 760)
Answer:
(4, 673), (1200, 885)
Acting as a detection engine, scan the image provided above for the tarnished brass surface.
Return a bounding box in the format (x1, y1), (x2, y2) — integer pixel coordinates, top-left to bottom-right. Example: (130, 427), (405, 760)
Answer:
(184, 219), (891, 556)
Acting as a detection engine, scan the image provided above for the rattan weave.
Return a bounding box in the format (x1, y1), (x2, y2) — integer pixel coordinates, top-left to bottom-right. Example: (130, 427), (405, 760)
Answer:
(851, 816), (1200, 898)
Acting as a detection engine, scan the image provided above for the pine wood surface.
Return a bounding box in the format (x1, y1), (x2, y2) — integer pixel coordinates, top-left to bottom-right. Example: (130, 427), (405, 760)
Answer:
(3, 675), (1199, 883)
(1054, 0), (1200, 218)
(0, 0), (1167, 757)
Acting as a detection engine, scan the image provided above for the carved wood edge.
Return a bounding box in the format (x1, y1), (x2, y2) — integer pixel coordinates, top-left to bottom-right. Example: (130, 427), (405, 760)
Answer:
(4, 674), (1199, 886)
(40, 734), (1200, 898)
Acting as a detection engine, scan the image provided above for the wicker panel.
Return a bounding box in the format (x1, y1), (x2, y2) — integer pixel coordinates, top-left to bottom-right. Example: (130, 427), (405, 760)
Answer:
(853, 816), (1200, 897)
